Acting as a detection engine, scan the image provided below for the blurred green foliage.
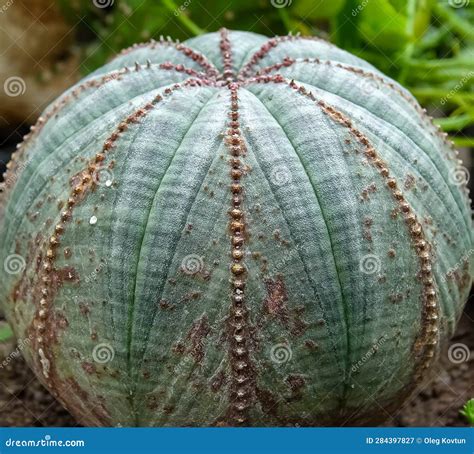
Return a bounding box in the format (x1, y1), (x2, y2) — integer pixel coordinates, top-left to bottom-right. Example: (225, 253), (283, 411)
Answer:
(0, 323), (13, 342)
(460, 398), (474, 425)
(58, 0), (474, 146)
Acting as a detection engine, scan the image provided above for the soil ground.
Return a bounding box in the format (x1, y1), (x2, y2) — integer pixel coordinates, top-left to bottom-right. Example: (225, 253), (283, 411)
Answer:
(0, 300), (472, 427)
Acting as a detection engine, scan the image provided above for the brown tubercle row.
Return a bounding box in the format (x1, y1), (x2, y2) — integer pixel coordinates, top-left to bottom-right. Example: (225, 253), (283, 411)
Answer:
(238, 33), (329, 80)
(249, 74), (440, 384)
(219, 28), (235, 84)
(224, 83), (254, 425)
(114, 36), (219, 78)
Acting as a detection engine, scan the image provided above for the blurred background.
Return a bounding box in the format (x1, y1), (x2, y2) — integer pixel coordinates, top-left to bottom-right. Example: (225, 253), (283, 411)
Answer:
(0, 0), (472, 426)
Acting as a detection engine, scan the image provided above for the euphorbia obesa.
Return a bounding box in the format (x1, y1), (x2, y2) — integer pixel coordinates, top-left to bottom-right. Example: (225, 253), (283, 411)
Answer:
(0, 29), (472, 426)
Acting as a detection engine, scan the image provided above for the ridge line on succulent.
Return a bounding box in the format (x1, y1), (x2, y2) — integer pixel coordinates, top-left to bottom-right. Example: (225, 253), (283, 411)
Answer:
(239, 85), (350, 388)
(255, 57), (459, 157)
(245, 74), (470, 236)
(0, 82), (209, 261)
(252, 75), (440, 384)
(242, 84), (352, 407)
(126, 89), (220, 397)
(27, 79), (208, 400)
(238, 34), (331, 80)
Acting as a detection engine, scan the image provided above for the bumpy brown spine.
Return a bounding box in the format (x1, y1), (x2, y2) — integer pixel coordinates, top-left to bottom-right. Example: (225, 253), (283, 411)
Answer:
(219, 28), (234, 85)
(115, 36), (219, 78)
(218, 28), (254, 425)
(224, 83), (255, 425)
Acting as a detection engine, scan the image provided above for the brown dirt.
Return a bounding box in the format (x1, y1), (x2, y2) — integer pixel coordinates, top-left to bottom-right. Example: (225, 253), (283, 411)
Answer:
(0, 300), (472, 427)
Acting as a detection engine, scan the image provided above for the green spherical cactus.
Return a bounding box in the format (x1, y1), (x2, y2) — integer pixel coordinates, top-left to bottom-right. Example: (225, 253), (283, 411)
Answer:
(0, 29), (472, 427)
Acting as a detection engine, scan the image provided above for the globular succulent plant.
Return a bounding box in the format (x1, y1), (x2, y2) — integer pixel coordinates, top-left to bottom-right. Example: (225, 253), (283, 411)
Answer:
(0, 29), (472, 427)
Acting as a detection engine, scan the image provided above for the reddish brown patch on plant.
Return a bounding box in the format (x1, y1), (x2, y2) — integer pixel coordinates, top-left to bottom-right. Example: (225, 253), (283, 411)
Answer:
(291, 312), (309, 337)
(173, 342), (186, 355)
(361, 183), (377, 201)
(185, 314), (211, 363)
(363, 217), (373, 243)
(304, 339), (319, 350)
(146, 395), (159, 410)
(263, 275), (289, 325)
(54, 266), (80, 286)
(79, 302), (90, 316)
(81, 362), (96, 375)
(404, 174), (416, 191)
(255, 387), (280, 417)
(285, 374), (306, 400)
(210, 369), (227, 392)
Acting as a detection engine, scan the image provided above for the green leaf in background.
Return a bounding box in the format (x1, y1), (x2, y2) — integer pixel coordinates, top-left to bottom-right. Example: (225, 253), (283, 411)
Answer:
(292, 0), (346, 20)
(358, 0), (409, 51)
(460, 399), (474, 426)
(0, 323), (13, 342)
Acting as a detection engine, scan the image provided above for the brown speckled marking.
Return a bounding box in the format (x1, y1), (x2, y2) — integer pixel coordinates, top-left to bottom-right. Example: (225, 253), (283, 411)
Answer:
(28, 79), (211, 391)
(263, 275), (289, 326)
(185, 314), (211, 363)
(249, 74), (440, 385)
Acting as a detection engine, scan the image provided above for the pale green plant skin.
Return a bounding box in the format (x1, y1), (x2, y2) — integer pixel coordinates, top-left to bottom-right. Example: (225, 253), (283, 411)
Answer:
(0, 30), (472, 427)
